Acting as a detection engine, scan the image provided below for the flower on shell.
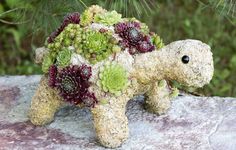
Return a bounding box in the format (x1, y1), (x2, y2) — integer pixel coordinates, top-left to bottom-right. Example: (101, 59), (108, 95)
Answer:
(56, 48), (72, 68)
(55, 65), (97, 106)
(94, 10), (122, 26)
(98, 62), (129, 96)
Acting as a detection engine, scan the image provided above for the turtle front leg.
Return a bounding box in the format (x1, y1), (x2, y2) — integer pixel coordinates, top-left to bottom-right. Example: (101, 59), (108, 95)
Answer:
(29, 76), (64, 125)
(144, 80), (177, 115)
(91, 96), (129, 148)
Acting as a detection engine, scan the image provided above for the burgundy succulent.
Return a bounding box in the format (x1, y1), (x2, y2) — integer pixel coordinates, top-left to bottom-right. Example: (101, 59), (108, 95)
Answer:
(81, 91), (97, 107)
(54, 65), (96, 106)
(48, 65), (57, 88)
(114, 21), (155, 54)
(137, 40), (155, 53)
(47, 12), (80, 43)
(79, 64), (92, 80)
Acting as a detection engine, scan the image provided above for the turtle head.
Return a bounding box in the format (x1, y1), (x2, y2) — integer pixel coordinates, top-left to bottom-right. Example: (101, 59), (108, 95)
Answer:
(164, 39), (214, 88)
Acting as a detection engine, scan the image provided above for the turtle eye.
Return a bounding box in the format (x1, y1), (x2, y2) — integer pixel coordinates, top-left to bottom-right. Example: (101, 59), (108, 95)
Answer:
(182, 55), (189, 64)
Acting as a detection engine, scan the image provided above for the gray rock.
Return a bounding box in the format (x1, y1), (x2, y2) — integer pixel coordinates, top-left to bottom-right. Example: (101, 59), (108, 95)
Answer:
(0, 75), (235, 150)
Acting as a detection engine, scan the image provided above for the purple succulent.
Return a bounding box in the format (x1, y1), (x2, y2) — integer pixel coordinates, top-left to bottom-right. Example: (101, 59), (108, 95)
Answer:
(48, 65), (57, 88)
(137, 40), (155, 53)
(81, 91), (97, 107)
(54, 65), (95, 106)
(114, 21), (155, 54)
(79, 64), (92, 80)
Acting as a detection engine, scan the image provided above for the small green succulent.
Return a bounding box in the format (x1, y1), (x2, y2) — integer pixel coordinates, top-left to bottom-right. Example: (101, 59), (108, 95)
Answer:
(42, 52), (56, 73)
(98, 62), (129, 96)
(56, 48), (72, 68)
(94, 10), (122, 26)
(47, 24), (83, 52)
(80, 9), (94, 26)
(170, 87), (179, 98)
(152, 34), (164, 50)
(78, 29), (119, 64)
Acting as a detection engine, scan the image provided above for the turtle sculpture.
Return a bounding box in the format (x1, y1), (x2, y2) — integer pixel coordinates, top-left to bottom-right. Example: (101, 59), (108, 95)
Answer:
(29, 5), (214, 148)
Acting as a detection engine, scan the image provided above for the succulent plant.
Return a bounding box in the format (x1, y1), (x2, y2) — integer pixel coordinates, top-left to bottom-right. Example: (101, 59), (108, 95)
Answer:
(48, 65), (57, 88)
(80, 9), (94, 26)
(55, 65), (95, 105)
(47, 12), (80, 43)
(98, 62), (128, 96)
(94, 10), (122, 26)
(78, 29), (118, 64)
(42, 52), (56, 73)
(87, 5), (107, 16)
(137, 38), (155, 53)
(81, 91), (97, 107)
(151, 33), (165, 49)
(79, 64), (92, 80)
(56, 48), (72, 68)
(114, 21), (155, 54)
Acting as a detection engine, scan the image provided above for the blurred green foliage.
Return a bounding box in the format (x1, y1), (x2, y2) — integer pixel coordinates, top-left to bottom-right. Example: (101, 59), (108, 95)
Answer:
(0, 0), (236, 97)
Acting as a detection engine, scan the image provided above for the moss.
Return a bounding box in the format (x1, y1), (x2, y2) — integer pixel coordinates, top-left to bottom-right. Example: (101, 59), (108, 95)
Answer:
(98, 62), (128, 96)
(56, 48), (72, 68)
(94, 10), (122, 26)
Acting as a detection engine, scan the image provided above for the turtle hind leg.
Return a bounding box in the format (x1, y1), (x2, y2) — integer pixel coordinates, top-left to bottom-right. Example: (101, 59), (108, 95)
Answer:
(91, 96), (129, 148)
(144, 80), (172, 115)
(29, 76), (64, 125)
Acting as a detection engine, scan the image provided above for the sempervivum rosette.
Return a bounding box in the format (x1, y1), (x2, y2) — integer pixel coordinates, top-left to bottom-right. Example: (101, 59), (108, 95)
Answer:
(114, 21), (155, 54)
(51, 65), (97, 106)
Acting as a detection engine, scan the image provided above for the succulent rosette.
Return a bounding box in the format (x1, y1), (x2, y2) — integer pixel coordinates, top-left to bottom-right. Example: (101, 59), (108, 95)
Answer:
(114, 21), (155, 54)
(46, 64), (96, 106)
(78, 29), (119, 64)
(98, 62), (129, 96)
(94, 10), (122, 26)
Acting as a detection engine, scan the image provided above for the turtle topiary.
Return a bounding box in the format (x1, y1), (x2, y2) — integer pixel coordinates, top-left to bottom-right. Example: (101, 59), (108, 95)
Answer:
(29, 5), (214, 148)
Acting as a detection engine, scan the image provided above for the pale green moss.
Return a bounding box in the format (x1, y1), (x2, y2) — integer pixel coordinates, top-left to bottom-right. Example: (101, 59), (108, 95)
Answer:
(94, 10), (122, 26)
(98, 62), (128, 96)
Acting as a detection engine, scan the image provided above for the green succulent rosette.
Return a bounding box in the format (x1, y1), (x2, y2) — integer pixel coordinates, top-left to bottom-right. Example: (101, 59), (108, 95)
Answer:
(78, 29), (120, 64)
(56, 48), (72, 68)
(98, 62), (129, 96)
(94, 10), (122, 26)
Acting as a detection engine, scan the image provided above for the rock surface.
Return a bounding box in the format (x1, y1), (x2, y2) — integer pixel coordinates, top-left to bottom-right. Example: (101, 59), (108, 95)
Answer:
(0, 75), (235, 150)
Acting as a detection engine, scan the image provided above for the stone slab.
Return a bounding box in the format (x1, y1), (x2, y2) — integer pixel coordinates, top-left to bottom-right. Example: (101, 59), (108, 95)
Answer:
(0, 75), (235, 150)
